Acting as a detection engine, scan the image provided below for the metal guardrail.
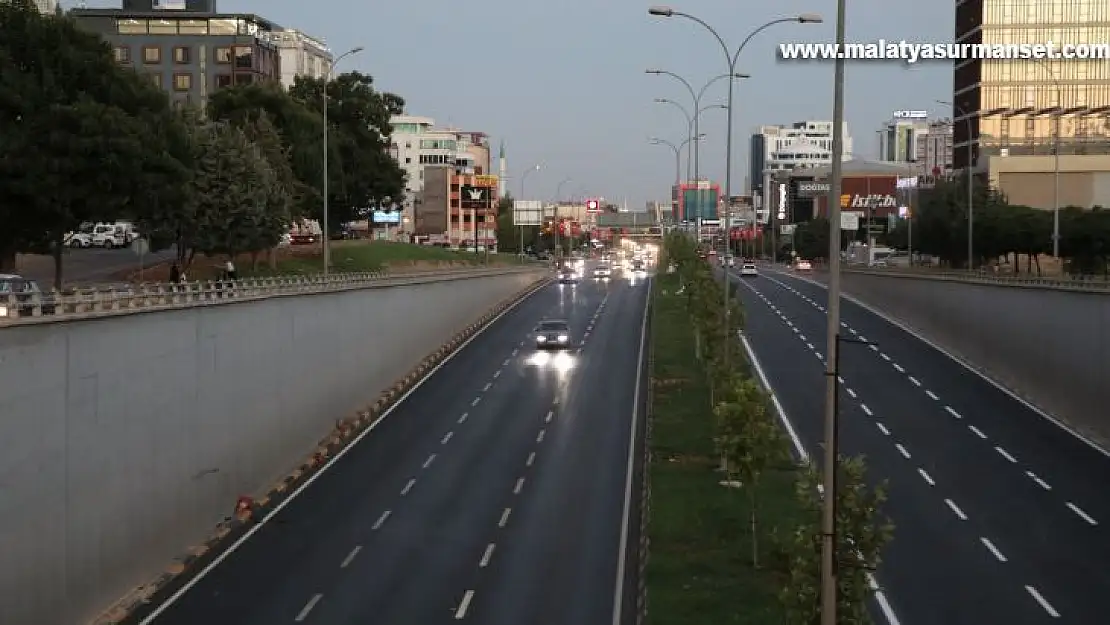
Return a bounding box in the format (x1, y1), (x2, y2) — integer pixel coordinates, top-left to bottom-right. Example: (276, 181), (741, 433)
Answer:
(0, 266), (543, 325)
(839, 266), (1110, 293)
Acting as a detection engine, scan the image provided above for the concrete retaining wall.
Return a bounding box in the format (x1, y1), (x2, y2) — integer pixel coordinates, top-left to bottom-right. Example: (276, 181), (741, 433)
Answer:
(835, 272), (1110, 445)
(0, 269), (545, 625)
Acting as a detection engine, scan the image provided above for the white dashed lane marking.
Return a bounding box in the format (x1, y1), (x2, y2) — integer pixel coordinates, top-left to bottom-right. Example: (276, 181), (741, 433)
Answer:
(526, 452), (535, 466)
(1027, 471), (1052, 490)
(401, 478), (415, 495)
(373, 510), (391, 530)
(945, 406), (962, 419)
(295, 594), (323, 621)
(945, 499), (968, 520)
(860, 404), (873, 416)
(458, 412), (468, 424)
(917, 468), (935, 485)
(498, 507), (511, 527)
(513, 477), (525, 494)
(479, 543), (495, 567)
(1066, 502), (1098, 525)
(1025, 586), (1060, 617)
(441, 432), (453, 444)
(483, 382), (492, 391)
(455, 590), (474, 619)
(340, 546), (361, 568)
(876, 422), (890, 436)
(423, 454), (436, 469)
(471, 397), (481, 406)
(980, 537), (1007, 562)
(994, 446), (1017, 463)
(969, 425), (987, 439)
(925, 390), (939, 400)
(895, 444), (911, 459)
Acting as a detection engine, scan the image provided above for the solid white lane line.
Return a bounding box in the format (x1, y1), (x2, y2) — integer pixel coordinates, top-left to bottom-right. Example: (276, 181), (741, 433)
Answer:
(471, 397), (481, 406)
(895, 444), (911, 459)
(994, 446), (1016, 463)
(945, 499), (968, 520)
(846, 388), (857, 398)
(513, 477), (525, 494)
(1066, 502), (1098, 525)
(373, 510), (391, 529)
(401, 478), (415, 495)
(526, 452), (535, 466)
(536, 429), (545, 442)
(455, 590), (474, 619)
(969, 425), (987, 439)
(876, 423), (890, 436)
(893, 364), (904, 373)
(340, 546), (361, 568)
(944, 406), (962, 419)
(483, 382), (492, 391)
(295, 594), (323, 621)
(1026, 471), (1052, 490)
(479, 543), (495, 567)
(498, 508), (511, 527)
(861, 404), (873, 416)
(458, 412), (468, 424)
(980, 537), (1007, 562)
(917, 468), (935, 485)
(1025, 586), (1060, 617)
(925, 390), (938, 400)
(423, 454), (436, 469)
(908, 376), (921, 387)
(442, 432), (453, 444)
(545, 410), (553, 422)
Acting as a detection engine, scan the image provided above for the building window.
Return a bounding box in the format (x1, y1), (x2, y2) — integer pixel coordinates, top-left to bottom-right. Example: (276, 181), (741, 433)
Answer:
(215, 47), (232, 64)
(234, 46), (253, 69)
(113, 46), (131, 63)
(215, 74), (232, 89)
(143, 46), (161, 64)
(148, 19), (176, 35)
(178, 19), (207, 35)
(405, 157), (411, 163)
(173, 46), (190, 64)
(173, 73), (191, 91)
(148, 73), (162, 88)
(117, 19), (146, 34)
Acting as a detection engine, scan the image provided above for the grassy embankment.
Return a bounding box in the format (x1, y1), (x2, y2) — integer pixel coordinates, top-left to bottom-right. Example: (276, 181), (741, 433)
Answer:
(646, 270), (806, 624)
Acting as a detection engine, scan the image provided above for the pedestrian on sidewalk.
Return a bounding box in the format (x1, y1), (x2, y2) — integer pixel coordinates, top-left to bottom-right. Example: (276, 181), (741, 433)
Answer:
(225, 259), (237, 280)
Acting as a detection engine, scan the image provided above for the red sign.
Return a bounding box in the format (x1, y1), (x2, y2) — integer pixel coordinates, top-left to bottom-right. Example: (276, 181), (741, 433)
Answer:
(585, 199), (601, 213)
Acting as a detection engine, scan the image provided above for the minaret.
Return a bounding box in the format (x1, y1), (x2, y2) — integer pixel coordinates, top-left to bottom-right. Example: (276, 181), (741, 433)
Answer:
(497, 140), (507, 198)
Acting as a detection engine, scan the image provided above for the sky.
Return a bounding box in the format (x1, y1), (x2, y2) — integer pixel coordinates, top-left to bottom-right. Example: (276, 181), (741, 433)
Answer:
(70, 0), (951, 209)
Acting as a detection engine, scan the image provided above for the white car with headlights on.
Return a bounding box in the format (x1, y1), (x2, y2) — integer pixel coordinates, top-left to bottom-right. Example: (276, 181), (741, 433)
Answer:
(739, 262), (758, 277)
(534, 319), (571, 350)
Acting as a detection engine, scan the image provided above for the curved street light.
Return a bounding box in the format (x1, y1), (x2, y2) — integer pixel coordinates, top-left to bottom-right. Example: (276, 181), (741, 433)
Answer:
(654, 97), (694, 180)
(649, 69), (749, 178)
(322, 45), (364, 276)
(651, 134), (705, 220)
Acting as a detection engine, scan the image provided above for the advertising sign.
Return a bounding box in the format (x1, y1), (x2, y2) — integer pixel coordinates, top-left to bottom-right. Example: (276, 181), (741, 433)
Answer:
(893, 110), (927, 118)
(896, 176), (919, 188)
(460, 185), (491, 209)
(372, 210), (401, 224)
(473, 175), (498, 187)
(840, 211), (860, 230)
(512, 200), (543, 226)
(797, 181), (830, 197)
(846, 194), (897, 209)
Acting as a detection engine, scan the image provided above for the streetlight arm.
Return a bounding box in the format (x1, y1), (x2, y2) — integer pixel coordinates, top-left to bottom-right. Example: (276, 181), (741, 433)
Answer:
(696, 72), (744, 102)
(672, 11), (731, 66)
(731, 18), (797, 67)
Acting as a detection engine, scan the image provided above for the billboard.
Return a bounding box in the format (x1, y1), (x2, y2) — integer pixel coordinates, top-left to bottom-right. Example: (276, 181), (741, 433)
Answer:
(460, 185), (492, 209)
(679, 182), (720, 221)
(796, 181), (830, 197)
(893, 110), (927, 118)
(372, 210), (401, 224)
(818, 175), (898, 219)
(473, 175), (499, 187)
(512, 200), (543, 226)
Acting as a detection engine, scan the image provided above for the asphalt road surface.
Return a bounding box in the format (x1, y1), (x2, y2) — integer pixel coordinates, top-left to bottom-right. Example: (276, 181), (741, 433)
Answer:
(731, 266), (1110, 624)
(135, 269), (650, 625)
(15, 247), (175, 285)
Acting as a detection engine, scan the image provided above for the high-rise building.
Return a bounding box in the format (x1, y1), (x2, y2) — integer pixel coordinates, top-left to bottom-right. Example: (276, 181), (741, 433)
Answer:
(954, 0), (1110, 170)
(748, 120), (853, 197)
(922, 121), (955, 177)
(878, 117), (930, 163)
(271, 29), (332, 89)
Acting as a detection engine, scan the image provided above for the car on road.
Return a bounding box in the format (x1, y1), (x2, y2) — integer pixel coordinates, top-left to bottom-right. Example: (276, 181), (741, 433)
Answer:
(739, 262), (758, 277)
(533, 319), (571, 349)
(0, 274), (56, 318)
(794, 259), (812, 271)
(630, 259), (647, 276)
(557, 269), (579, 285)
(593, 264), (611, 279)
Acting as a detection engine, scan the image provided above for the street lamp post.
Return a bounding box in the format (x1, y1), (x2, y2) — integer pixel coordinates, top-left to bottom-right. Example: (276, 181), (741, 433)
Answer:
(936, 99), (975, 270)
(322, 46), (364, 277)
(653, 97), (695, 180)
(649, 6), (822, 370)
(652, 135), (704, 220)
(647, 70), (747, 180)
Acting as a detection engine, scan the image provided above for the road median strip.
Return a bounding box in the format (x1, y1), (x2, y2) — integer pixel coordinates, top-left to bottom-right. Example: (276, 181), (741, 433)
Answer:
(97, 273), (550, 625)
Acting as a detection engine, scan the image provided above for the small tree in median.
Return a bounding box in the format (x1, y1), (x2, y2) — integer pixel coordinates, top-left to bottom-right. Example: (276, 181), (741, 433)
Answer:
(732, 378), (789, 568)
(781, 456), (894, 625)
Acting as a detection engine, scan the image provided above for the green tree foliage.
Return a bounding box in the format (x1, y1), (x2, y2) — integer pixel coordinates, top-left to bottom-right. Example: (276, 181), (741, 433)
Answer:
(288, 72), (406, 232)
(190, 122), (287, 260)
(781, 458), (894, 625)
(0, 0), (190, 282)
(886, 174), (1110, 274)
(495, 195), (540, 253)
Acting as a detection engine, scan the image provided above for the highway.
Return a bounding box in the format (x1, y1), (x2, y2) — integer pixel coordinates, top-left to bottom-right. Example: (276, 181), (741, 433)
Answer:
(731, 266), (1110, 625)
(132, 266), (649, 625)
(15, 247), (175, 285)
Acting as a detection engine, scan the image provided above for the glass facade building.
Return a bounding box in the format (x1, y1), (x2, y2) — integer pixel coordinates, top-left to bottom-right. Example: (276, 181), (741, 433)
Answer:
(953, 0), (1110, 169)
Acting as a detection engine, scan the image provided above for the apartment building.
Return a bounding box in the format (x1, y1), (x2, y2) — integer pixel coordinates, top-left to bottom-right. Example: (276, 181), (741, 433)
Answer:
(70, 0), (281, 109)
(271, 29), (332, 89)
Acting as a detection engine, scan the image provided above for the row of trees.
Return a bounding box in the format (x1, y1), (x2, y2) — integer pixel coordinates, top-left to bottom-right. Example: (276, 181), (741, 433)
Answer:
(780, 176), (1110, 274)
(661, 232), (893, 623)
(1, 0), (406, 286)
